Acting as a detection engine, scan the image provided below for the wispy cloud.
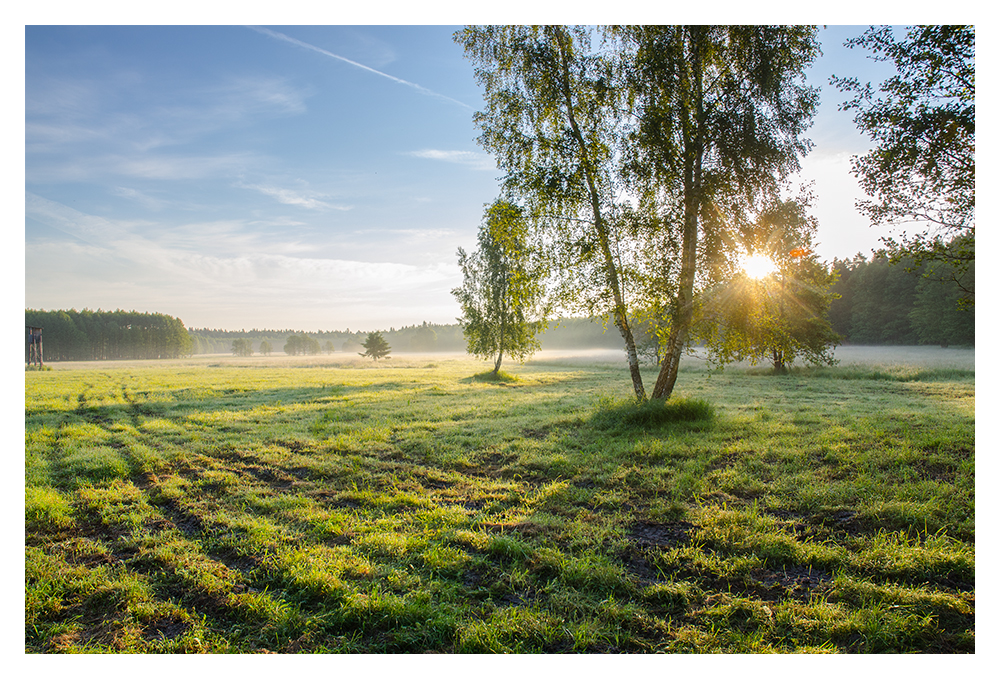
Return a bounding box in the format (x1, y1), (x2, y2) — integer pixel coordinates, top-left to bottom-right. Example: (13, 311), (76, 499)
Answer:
(27, 152), (260, 184)
(25, 195), (462, 329)
(236, 181), (352, 211)
(27, 74), (309, 159)
(111, 186), (168, 211)
(248, 26), (473, 111)
(406, 149), (496, 171)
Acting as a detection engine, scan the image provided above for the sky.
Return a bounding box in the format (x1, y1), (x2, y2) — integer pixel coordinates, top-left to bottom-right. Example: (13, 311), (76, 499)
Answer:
(23, 22), (931, 331)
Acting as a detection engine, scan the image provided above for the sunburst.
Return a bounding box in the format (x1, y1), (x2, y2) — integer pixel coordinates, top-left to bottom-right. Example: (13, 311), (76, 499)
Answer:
(740, 253), (777, 279)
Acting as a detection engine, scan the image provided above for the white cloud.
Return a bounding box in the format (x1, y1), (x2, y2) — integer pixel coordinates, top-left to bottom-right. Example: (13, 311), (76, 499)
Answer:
(406, 149), (496, 171)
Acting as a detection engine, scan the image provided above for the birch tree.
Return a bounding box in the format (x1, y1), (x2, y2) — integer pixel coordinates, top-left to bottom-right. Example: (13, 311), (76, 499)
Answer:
(618, 25), (820, 399)
(457, 25), (648, 399)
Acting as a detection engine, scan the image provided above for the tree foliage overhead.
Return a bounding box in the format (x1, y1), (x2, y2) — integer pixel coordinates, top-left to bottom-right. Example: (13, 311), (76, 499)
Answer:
(832, 25), (974, 299)
(453, 199), (546, 374)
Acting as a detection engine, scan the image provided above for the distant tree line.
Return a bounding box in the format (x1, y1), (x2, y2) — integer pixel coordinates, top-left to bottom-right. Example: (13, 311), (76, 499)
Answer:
(187, 323), (471, 355)
(828, 252), (974, 347)
(24, 309), (192, 361)
(188, 319), (630, 356)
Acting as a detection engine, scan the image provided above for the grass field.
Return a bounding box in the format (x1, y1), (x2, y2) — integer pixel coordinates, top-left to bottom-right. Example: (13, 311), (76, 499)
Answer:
(24, 347), (975, 653)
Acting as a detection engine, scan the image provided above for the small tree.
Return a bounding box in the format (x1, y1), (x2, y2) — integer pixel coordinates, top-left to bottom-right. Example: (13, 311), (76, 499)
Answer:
(452, 199), (546, 375)
(695, 198), (840, 372)
(323, 340), (335, 354)
(232, 338), (253, 357)
(259, 340), (272, 356)
(359, 331), (391, 361)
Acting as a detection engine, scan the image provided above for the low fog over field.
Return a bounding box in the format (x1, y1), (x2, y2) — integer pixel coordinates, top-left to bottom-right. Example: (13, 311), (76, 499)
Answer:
(526, 345), (975, 372)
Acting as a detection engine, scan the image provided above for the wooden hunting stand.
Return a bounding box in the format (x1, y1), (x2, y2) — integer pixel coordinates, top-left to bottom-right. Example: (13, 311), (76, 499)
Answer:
(26, 325), (43, 367)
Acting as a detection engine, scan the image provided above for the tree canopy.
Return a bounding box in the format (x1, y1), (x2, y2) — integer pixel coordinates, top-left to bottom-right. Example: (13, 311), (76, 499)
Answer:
(284, 334), (321, 356)
(618, 25), (820, 396)
(695, 197), (840, 372)
(24, 308), (192, 361)
(231, 338), (254, 357)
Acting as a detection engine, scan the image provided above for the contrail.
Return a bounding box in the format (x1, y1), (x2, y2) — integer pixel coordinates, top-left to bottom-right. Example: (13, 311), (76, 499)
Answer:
(248, 26), (472, 110)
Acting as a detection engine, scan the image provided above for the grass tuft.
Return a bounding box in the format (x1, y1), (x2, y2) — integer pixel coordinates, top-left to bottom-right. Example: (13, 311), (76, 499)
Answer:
(591, 395), (715, 430)
(470, 369), (520, 384)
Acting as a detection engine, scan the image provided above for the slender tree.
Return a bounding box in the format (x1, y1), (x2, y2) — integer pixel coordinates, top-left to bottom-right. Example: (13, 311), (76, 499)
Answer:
(453, 200), (546, 374)
(457, 25), (647, 399)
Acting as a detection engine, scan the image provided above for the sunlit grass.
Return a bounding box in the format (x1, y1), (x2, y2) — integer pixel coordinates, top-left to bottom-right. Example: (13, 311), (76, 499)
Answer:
(25, 353), (974, 652)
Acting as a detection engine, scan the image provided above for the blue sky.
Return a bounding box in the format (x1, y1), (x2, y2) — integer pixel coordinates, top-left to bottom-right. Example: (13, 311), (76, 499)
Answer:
(25, 24), (905, 331)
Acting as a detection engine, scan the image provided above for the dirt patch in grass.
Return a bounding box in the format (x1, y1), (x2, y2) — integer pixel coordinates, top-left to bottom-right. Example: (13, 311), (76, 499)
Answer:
(747, 566), (833, 601)
(142, 616), (191, 641)
(627, 521), (696, 548)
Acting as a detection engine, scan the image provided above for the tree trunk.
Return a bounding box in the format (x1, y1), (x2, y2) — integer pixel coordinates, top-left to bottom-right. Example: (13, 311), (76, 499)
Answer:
(553, 27), (645, 400)
(652, 200), (699, 400)
(652, 28), (703, 402)
(772, 347), (785, 373)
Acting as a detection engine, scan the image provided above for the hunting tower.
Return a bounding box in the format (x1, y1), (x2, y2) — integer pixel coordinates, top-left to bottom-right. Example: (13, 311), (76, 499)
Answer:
(26, 325), (43, 367)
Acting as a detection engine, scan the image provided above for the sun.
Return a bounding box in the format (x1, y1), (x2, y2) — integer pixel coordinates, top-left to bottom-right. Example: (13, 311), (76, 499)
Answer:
(740, 253), (777, 279)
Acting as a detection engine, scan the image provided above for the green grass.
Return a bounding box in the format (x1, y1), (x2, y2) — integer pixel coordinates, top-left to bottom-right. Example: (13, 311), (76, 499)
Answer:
(24, 354), (974, 653)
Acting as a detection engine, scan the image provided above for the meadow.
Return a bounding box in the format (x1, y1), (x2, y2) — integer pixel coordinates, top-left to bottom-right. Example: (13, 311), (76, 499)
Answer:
(25, 347), (975, 653)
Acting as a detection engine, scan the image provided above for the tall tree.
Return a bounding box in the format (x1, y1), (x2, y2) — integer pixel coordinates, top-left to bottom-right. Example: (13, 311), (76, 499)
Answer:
(457, 25), (648, 399)
(832, 25), (974, 303)
(453, 200), (546, 375)
(619, 26), (820, 397)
